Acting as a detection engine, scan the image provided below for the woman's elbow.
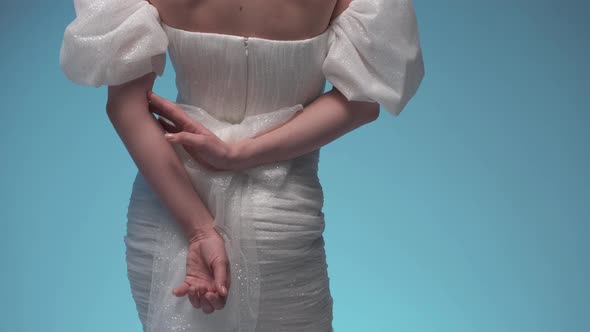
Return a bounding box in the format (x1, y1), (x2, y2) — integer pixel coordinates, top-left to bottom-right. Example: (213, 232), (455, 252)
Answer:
(364, 103), (380, 122)
(353, 101), (380, 124)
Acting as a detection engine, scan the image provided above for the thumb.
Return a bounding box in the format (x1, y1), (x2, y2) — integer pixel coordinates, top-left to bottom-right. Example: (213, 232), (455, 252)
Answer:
(211, 257), (229, 297)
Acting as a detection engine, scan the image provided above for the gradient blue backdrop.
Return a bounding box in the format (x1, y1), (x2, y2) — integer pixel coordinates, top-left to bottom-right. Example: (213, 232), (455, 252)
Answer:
(1, 0), (588, 331)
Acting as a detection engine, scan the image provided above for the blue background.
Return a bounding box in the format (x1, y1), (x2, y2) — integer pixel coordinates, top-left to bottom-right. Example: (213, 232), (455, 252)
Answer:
(1, 0), (588, 331)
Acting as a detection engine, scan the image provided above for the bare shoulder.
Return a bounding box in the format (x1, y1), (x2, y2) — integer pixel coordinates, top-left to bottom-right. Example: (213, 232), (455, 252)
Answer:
(148, 0), (343, 39)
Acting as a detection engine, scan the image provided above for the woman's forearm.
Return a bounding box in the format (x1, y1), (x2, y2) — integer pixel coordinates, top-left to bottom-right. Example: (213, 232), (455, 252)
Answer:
(234, 88), (380, 169)
(106, 73), (214, 242)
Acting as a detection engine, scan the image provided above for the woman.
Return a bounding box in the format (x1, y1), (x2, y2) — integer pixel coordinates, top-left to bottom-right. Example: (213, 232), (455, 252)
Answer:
(59, 0), (425, 331)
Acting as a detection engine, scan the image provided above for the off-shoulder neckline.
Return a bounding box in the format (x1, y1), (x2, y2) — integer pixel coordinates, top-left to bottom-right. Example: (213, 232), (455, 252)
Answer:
(161, 22), (329, 43)
(159, 1), (352, 43)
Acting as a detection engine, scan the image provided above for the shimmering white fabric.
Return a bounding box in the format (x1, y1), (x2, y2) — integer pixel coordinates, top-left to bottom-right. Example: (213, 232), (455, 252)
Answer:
(60, 0), (425, 331)
(59, 0), (168, 87)
(323, 0), (425, 116)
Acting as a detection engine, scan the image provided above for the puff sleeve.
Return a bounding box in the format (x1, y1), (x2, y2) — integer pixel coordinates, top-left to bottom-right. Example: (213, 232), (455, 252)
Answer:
(59, 0), (169, 87)
(322, 0), (425, 116)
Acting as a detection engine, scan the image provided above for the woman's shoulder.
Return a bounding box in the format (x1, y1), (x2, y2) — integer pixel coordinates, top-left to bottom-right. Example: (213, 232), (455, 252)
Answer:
(59, 0), (169, 87)
(322, 0), (426, 117)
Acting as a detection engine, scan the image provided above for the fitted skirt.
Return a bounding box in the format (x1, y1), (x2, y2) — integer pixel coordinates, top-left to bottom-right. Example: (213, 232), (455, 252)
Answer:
(124, 103), (334, 332)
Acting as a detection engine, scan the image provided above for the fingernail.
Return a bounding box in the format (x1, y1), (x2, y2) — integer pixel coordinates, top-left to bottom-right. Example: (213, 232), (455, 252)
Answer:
(221, 286), (227, 295)
(164, 133), (173, 139)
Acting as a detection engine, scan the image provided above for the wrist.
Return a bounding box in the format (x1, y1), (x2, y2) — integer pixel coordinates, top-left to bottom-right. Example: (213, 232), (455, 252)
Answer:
(186, 222), (217, 244)
(229, 138), (258, 170)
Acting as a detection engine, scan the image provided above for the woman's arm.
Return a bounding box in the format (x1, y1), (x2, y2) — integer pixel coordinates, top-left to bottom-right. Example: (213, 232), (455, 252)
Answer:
(106, 72), (214, 242)
(231, 87), (380, 169)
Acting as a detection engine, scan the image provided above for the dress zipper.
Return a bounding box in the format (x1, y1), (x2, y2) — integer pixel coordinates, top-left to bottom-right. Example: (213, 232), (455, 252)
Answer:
(242, 37), (249, 121)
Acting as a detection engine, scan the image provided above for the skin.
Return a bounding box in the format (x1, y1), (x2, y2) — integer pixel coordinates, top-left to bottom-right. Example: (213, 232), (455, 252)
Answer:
(107, 73), (230, 313)
(150, 0), (343, 40)
(149, 88), (379, 172)
(109, 0), (378, 315)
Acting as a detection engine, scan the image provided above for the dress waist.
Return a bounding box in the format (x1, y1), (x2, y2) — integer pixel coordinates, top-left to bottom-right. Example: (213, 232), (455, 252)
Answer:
(146, 102), (323, 331)
(163, 101), (319, 173)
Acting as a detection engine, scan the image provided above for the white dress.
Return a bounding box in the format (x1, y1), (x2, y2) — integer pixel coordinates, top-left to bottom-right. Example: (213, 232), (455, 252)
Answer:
(59, 0), (425, 331)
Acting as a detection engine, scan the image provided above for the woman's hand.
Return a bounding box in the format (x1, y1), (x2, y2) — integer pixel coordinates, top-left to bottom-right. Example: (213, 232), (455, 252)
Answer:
(173, 225), (231, 314)
(147, 91), (246, 172)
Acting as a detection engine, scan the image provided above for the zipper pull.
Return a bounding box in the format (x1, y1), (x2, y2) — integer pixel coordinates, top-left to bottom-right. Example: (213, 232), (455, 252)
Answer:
(244, 37), (249, 56)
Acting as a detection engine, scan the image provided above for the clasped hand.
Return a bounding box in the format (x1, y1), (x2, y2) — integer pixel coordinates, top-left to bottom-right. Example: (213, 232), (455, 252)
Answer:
(173, 225), (230, 314)
(147, 91), (247, 172)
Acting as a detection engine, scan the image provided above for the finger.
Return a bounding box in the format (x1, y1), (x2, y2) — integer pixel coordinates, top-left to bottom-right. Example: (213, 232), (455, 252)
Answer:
(157, 116), (181, 133)
(205, 291), (225, 310)
(182, 145), (221, 172)
(188, 292), (201, 309)
(201, 297), (214, 314)
(211, 256), (229, 297)
(147, 91), (195, 131)
(150, 103), (181, 133)
(188, 120), (216, 137)
(148, 103), (168, 120)
(163, 133), (221, 172)
(172, 281), (190, 297)
(164, 132), (207, 147)
(168, 135), (220, 172)
(147, 92), (217, 136)
(197, 284), (210, 299)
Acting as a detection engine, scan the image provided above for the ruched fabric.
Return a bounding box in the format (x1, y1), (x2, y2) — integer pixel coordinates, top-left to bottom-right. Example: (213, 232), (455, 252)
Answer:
(128, 104), (333, 332)
(124, 173), (162, 330)
(322, 0), (426, 116)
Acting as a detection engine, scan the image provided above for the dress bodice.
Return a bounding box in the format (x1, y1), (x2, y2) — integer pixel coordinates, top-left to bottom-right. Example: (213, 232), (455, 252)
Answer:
(162, 23), (330, 124)
(59, 0), (425, 118)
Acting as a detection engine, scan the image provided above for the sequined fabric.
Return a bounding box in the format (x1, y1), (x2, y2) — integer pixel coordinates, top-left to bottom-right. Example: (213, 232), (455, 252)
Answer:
(60, 0), (425, 331)
(59, 0), (168, 87)
(144, 103), (306, 332)
(323, 0), (425, 116)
